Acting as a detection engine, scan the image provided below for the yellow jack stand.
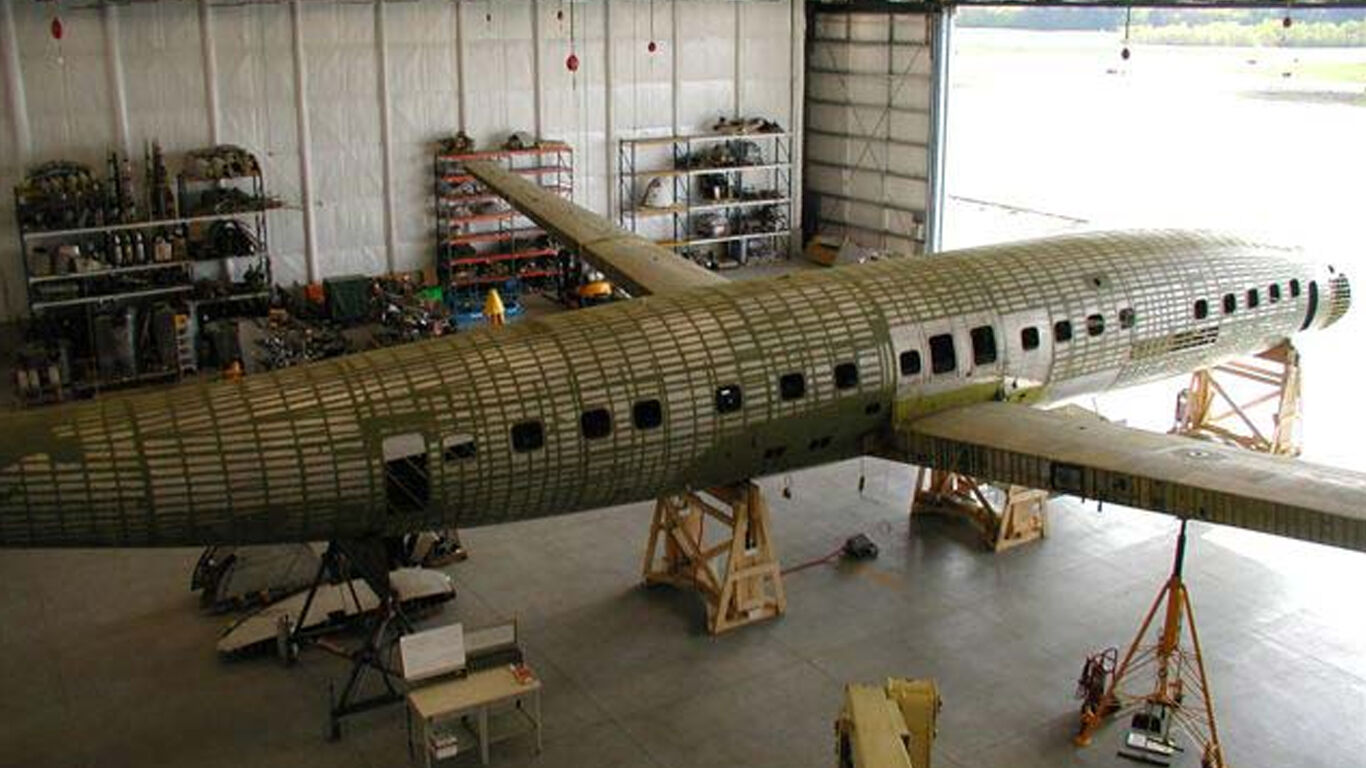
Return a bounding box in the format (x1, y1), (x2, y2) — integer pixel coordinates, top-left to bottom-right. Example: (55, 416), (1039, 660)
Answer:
(1172, 341), (1302, 457)
(910, 468), (1048, 552)
(1075, 520), (1227, 768)
(642, 482), (786, 635)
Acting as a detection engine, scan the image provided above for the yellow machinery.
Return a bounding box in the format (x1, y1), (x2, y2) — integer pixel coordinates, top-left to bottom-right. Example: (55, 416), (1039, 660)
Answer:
(836, 678), (940, 768)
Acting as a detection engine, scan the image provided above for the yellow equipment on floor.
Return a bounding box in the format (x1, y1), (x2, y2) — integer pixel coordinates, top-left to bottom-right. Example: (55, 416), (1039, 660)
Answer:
(836, 678), (940, 768)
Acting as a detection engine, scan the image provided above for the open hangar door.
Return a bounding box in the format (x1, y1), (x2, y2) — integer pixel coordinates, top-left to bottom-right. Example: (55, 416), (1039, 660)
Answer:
(803, 3), (952, 255)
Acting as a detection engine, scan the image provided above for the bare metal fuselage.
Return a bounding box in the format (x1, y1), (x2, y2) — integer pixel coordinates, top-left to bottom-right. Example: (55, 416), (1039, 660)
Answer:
(0, 230), (1349, 547)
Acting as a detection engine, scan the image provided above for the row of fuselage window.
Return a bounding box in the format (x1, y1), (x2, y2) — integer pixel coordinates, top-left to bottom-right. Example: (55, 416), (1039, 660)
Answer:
(464, 304), (1152, 460)
(450, 361), (867, 458)
(446, 281), (1303, 461)
(1193, 279), (1300, 321)
(898, 307), (1139, 378)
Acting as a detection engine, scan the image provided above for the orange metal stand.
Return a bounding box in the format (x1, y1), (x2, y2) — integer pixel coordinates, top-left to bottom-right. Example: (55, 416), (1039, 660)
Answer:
(1075, 520), (1228, 768)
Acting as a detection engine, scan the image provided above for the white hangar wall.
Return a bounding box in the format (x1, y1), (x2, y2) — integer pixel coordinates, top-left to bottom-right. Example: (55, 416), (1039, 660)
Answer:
(0, 0), (803, 320)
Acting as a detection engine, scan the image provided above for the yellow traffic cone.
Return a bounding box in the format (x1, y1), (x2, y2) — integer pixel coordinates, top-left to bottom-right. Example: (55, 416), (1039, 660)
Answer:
(483, 288), (506, 326)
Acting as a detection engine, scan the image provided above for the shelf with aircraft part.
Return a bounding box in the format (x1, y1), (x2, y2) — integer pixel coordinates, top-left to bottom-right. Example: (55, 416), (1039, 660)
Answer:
(617, 124), (793, 270)
(12, 144), (285, 404)
(435, 138), (573, 294)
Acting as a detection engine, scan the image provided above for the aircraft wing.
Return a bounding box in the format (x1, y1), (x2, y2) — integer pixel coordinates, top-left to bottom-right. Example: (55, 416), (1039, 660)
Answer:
(463, 160), (727, 296)
(894, 402), (1366, 553)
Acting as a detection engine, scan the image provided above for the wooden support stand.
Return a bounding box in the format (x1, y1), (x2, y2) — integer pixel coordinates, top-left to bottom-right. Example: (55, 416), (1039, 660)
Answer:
(1075, 520), (1227, 768)
(1172, 341), (1302, 457)
(910, 468), (1048, 552)
(642, 482), (786, 635)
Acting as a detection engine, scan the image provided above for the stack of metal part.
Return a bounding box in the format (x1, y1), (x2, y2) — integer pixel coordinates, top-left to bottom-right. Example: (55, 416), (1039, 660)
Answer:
(254, 312), (350, 371)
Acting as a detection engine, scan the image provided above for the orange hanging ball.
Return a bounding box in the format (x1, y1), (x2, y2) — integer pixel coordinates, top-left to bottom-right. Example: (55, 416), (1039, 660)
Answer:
(566, 53), (579, 72)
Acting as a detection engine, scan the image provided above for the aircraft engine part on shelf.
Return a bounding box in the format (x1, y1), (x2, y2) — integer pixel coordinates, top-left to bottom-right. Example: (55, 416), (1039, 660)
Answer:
(695, 213), (730, 239)
(505, 131), (538, 150)
(15, 161), (103, 230)
(680, 140), (766, 171)
(184, 145), (261, 180)
(203, 220), (260, 260)
(438, 131), (475, 155)
(698, 173), (731, 201)
(711, 115), (783, 135)
(640, 177), (673, 209)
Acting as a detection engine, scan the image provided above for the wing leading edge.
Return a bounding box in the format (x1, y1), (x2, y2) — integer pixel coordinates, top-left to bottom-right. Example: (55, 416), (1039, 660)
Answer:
(895, 402), (1366, 553)
(463, 160), (726, 297)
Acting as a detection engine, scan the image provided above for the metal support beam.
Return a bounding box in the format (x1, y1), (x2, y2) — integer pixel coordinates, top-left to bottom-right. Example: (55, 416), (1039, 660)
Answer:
(807, 96), (930, 117)
(807, 159), (927, 184)
(102, 4), (131, 157)
(375, 1), (397, 274)
(812, 189), (924, 217)
(290, 0), (319, 283)
(199, 0), (221, 145)
(925, 6), (952, 252)
(807, 127), (929, 151)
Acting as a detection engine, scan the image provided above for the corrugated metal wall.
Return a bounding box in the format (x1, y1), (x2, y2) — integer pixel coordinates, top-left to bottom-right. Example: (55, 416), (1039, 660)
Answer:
(0, 0), (801, 320)
(804, 10), (938, 255)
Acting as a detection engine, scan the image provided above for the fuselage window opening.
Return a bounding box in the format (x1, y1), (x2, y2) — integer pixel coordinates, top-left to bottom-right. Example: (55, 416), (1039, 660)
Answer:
(1290, 278), (1301, 298)
(1194, 299), (1209, 320)
(441, 434), (477, 462)
(1119, 308), (1135, 329)
(580, 408), (612, 440)
(899, 350), (922, 376)
(834, 362), (859, 390)
(970, 326), (997, 365)
(1086, 314), (1104, 337)
(383, 433), (430, 513)
(511, 420), (545, 452)
(929, 334), (957, 374)
(1222, 293), (1237, 315)
(716, 385), (744, 414)
(808, 435), (833, 451)
(779, 372), (806, 401)
(1054, 320), (1073, 343)
(1269, 283), (1281, 303)
(1021, 327), (1040, 351)
(633, 399), (664, 429)
(1300, 280), (1319, 331)
(1247, 288), (1260, 309)
(830, 360), (852, 388)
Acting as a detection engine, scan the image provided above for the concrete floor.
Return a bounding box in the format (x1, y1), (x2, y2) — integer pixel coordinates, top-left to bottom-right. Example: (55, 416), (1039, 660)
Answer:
(1, 456), (1363, 768)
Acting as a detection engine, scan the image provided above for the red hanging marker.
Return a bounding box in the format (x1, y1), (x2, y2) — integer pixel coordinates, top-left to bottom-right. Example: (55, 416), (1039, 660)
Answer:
(51, 16), (63, 41)
(566, 53), (579, 72)
(648, 41), (658, 54)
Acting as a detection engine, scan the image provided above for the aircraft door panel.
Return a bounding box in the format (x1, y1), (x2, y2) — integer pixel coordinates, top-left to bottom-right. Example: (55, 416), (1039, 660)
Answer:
(888, 324), (927, 396)
(1001, 308), (1052, 386)
(956, 312), (1001, 382)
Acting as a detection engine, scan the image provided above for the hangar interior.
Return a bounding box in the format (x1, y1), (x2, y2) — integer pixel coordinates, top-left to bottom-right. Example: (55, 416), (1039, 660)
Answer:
(0, 2), (1363, 768)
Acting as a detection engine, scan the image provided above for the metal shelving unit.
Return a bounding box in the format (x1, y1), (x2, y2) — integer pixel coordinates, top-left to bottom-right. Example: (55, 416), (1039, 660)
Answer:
(435, 143), (573, 302)
(617, 132), (793, 269)
(12, 146), (283, 402)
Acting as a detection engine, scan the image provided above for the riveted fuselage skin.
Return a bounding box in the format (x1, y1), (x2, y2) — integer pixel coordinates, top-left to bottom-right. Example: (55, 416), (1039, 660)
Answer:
(0, 230), (1349, 547)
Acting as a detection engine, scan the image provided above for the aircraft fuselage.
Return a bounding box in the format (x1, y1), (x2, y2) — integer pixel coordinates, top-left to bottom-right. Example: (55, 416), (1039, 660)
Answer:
(0, 230), (1349, 547)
